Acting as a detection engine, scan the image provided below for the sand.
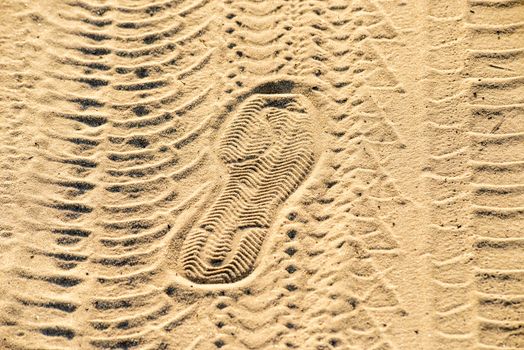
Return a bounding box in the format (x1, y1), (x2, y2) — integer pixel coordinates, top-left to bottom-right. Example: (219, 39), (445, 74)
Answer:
(0, 0), (522, 349)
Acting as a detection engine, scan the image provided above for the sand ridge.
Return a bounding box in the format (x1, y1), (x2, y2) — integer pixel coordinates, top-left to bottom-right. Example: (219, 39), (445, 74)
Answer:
(0, 0), (522, 349)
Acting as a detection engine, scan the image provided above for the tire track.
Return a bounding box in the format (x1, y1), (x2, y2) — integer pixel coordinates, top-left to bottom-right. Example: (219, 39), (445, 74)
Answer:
(289, 2), (404, 347)
(221, 0), (293, 93)
(0, 0), (222, 349)
(0, 3), (58, 349)
(423, 2), (475, 349)
(467, 1), (524, 349)
(78, 0), (223, 348)
(425, 0), (524, 349)
(0, 2), (108, 347)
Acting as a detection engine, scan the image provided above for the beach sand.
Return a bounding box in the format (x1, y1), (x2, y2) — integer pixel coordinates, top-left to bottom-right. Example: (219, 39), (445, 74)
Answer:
(0, 0), (522, 349)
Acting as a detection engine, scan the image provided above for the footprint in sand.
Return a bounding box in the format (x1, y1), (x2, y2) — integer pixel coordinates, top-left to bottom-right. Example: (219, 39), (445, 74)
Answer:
(179, 94), (316, 284)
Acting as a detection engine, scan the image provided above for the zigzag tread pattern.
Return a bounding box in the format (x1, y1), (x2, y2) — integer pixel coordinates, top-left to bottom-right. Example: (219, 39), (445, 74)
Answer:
(179, 94), (316, 284)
